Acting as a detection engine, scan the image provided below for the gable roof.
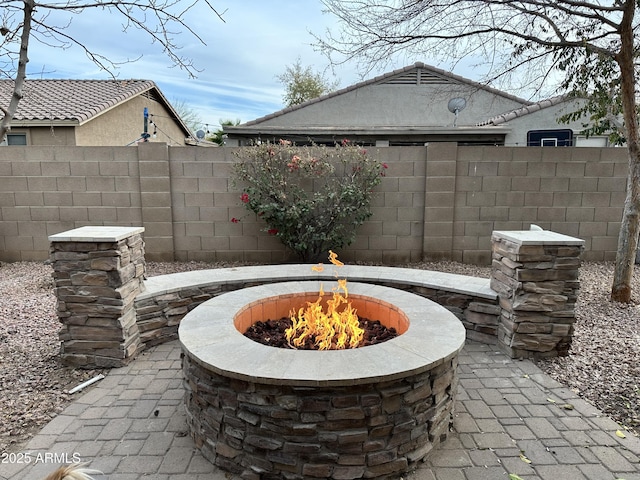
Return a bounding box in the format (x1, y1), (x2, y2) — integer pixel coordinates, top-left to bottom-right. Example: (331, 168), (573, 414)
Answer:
(243, 62), (534, 127)
(0, 79), (191, 134)
(478, 95), (570, 126)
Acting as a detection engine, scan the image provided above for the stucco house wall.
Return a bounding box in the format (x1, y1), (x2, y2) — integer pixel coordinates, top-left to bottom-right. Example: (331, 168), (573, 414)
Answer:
(486, 97), (608, 147)
(226, 63), (609, 148)
(75, 94), (188, 146)
(0, 79), (192, 147)
(253, 82), (525, 128)
(9, 126), (77, 146)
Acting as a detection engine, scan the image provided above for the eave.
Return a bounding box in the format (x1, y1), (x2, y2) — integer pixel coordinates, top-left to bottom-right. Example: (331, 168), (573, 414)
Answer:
(224, 125), (512, 136)
(8, 119), (80, 128)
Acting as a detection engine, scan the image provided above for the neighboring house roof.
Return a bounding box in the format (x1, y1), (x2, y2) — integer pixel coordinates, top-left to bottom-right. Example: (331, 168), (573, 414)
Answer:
(478, 95), (570, 126)
(243, 62), (533, 127)
(224, 62), (542, 146)
(225, 62), (600, 147)
(0, 79), (191, 135)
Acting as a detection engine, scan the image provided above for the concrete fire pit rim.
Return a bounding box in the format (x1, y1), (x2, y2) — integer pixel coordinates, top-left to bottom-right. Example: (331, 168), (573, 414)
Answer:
(178, 281), (465, 386)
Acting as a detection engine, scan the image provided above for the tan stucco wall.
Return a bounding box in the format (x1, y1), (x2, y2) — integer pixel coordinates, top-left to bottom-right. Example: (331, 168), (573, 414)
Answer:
(75, 95), (188, 146)
(8, 126), (77, 146)
(8, 96), (187, 146)
(8, 96), (187, 147)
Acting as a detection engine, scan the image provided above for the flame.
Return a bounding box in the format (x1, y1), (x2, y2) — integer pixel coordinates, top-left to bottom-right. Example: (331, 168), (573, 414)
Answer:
(328, 250), (344, 267)
(285, 251), (364, 350)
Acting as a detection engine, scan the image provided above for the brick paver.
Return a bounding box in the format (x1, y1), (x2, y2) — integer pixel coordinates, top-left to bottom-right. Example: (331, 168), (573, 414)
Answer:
(2, 341), (639, 480)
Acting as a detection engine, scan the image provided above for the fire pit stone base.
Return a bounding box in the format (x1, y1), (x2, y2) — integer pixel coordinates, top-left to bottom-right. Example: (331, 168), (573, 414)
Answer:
(179, 281), (465, 479)
(183, 353), (457, 479)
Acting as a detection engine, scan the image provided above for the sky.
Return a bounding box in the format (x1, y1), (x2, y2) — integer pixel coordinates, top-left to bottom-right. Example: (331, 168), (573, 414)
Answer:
(20, 0), (401, 132)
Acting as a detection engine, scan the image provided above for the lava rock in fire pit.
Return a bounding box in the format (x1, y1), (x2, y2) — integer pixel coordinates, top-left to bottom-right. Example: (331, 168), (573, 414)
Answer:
(243, 317), (398, 349)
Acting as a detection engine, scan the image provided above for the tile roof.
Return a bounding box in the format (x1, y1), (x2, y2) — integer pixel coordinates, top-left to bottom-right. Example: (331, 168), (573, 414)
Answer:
(0, 79), (160, 124)
(477, 95), (569, 126)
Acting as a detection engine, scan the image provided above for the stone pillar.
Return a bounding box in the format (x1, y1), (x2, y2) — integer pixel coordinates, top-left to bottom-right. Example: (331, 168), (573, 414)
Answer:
(48, 226), (146, 368)
(490, 230), (584, 359)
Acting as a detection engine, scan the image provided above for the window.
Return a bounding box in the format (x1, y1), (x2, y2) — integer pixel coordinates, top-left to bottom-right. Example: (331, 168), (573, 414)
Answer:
(6, 133), (27, 145)
(527, 129), (573, 146)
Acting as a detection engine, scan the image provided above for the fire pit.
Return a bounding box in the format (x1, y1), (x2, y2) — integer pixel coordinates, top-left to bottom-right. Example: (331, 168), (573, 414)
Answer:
(179, 281), (465, 478)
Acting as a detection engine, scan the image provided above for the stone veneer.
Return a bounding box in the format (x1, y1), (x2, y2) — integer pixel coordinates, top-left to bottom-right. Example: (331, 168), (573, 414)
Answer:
(48, 226), (146, 368)
(47, 227), (584, 368)
(179, 282), (465, 479)
(490, 230), (585, 358)
(135, 266), (500, 349)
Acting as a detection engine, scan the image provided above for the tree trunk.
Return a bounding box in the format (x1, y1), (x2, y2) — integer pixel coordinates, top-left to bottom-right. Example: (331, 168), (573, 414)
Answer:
(612, 153), (640, 302)
(611, 0), (640, 303)
(0, 0), (34, 142)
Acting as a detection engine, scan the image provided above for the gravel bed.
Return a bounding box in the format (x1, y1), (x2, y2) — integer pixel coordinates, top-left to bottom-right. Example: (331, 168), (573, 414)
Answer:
(0, 260), (637, 454)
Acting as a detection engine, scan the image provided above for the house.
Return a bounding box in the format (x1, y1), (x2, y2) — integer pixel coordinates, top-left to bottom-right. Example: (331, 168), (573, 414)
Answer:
(0, 79), (193, 146)
(479, 95), (609, 147)
(224, 62), (607, 147)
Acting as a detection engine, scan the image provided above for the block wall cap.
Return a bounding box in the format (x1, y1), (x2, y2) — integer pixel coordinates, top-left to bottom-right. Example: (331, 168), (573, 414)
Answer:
(492, 230), (585, 246)
(139, 264), (497, 302)
(49, 226), (145, 242)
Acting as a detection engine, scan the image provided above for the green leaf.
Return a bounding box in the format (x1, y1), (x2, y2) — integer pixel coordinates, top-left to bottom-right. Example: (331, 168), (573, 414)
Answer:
(231, 141), (384, 261)
(519, 452), (532, 464)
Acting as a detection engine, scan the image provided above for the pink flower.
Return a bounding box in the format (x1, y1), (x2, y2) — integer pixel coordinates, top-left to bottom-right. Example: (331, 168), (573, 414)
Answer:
(382, 163), (388, 169)
(287, 154), (301, 172)
(267, 228), (278, 235)
(241, 193), (249, 203)
(231, 217), (240, 224)
(341, 138), (350, 146)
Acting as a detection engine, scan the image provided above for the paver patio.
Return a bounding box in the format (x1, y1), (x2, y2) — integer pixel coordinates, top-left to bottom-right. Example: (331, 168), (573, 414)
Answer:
(2, 340), (639, 480)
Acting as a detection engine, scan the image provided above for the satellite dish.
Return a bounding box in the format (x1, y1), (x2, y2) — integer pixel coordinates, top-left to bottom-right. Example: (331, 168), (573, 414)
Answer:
(447, 97), (467, 127)
(448, 97), (467, 114)
(196, 129), (206, 140)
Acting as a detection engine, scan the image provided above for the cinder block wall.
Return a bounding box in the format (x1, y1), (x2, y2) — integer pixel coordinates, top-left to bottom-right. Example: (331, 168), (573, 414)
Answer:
(0, 143), (628, 263)
(0, 146), (142, 261)
(452, 145), (627, 263)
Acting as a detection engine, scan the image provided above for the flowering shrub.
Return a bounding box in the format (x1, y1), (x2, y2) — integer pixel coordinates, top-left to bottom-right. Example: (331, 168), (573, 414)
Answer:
(232, 140), (387, 262)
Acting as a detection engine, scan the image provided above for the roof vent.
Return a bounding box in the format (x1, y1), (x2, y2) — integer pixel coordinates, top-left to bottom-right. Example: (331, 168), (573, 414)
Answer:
(141, 90), (160, 103)
(383, 68), (451, 85)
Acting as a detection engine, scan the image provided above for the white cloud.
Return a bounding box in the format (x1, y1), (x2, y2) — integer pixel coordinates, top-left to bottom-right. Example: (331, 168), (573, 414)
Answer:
(19, 0), (417, 129)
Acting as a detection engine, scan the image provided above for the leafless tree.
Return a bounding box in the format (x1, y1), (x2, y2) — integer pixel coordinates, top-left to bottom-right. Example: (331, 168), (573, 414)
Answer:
(316, 0), (640, 303)
(0, 0), (225, 140)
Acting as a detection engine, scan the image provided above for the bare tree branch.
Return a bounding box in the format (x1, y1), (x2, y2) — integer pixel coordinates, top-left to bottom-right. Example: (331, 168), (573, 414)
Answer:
(0, 0), (226, 141)
(316, 0), (640, 302)
(0, 0), (34, 137)
(316, 0), (626, 82)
